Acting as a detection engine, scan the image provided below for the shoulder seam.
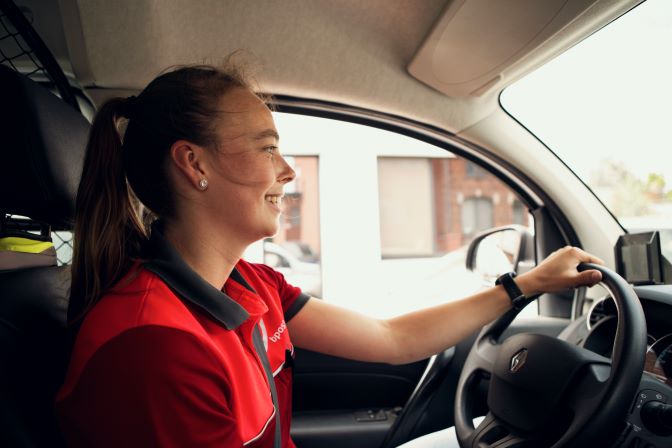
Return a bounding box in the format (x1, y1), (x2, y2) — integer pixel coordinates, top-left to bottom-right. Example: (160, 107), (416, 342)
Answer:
(133, 270), (155, 326)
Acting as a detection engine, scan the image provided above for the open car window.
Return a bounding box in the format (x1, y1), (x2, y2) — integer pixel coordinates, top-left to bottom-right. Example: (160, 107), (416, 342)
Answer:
(244, 112), (536, 318)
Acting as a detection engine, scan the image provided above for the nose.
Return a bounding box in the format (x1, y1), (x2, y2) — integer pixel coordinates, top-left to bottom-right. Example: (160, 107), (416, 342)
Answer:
(276, 154), (296, 184)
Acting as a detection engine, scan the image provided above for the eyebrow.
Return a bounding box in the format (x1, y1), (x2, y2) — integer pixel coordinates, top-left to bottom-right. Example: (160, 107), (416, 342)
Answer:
(253, 129), (280, 141)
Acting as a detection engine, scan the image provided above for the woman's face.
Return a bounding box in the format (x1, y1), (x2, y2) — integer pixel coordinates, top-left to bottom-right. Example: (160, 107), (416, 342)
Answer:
(203, 88), (295, 242)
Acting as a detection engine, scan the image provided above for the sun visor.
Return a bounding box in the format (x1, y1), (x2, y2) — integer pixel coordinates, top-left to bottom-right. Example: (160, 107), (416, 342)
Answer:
(408, 0), (599, 97)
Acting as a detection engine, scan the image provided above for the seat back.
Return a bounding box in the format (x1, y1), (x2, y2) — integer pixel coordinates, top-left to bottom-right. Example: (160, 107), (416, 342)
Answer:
(0, 64), (89, 447)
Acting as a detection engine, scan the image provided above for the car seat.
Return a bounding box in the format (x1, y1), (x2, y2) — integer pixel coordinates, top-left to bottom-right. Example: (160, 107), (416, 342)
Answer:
(0, 64), (89, 447)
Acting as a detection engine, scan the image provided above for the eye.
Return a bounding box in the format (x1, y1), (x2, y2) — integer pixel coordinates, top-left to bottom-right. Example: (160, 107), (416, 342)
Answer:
(264, 145), (278, 157)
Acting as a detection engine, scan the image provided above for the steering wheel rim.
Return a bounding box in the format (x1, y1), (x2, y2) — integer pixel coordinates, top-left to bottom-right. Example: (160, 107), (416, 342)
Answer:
(454, 263), (647, 448)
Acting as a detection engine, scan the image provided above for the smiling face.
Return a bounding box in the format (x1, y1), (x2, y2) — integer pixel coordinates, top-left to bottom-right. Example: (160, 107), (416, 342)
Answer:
(201, 88), (296, 243)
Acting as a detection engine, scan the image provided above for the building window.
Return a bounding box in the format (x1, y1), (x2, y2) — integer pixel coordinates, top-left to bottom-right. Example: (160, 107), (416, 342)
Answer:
(461, 197), (494, 240)
(512, 199), (526, 225)
(466, 161), (486, 178)
(378, 157), (435, 257)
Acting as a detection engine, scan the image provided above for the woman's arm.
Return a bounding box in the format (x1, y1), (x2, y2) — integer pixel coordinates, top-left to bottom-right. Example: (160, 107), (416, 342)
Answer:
(288, 247), (604, 365)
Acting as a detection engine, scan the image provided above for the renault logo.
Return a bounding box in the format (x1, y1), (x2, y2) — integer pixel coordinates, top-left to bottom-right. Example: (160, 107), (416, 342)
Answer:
(509, 348), (528, 373)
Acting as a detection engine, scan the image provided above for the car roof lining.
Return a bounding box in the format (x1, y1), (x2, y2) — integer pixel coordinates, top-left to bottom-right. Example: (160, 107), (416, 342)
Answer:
(19, 0), (643, 134)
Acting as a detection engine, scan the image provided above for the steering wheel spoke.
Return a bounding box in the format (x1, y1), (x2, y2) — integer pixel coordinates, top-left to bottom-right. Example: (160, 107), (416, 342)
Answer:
(469, 333), (498, 374)
(461, 306), (521, 377)
(564, 358), (611, 420)
(466, 412), (529, 448)
(454, 325), (504, 444)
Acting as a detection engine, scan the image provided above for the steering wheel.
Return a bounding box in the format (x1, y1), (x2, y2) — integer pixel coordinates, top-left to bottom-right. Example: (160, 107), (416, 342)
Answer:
(454, 263), (647, 447)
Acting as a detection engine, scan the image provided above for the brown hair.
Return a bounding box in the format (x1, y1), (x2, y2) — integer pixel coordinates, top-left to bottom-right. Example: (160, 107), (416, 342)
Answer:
(70, 65), (253, 322)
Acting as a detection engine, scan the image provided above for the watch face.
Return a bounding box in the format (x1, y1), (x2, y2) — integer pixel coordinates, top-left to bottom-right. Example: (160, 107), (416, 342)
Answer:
(496, 272), (516, 284)
(496, 273), (525, 309)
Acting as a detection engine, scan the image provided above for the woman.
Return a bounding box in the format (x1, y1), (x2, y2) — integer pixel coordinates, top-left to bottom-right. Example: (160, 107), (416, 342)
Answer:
(55, 65), (603, 447)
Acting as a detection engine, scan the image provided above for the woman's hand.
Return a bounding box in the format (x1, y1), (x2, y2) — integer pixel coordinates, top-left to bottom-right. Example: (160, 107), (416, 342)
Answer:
(516, 246), (604, 297)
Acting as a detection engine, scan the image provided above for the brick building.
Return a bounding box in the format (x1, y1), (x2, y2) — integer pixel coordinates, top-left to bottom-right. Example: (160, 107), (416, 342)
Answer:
(274, 155), (527, 259)
(432, 158), (528, 252)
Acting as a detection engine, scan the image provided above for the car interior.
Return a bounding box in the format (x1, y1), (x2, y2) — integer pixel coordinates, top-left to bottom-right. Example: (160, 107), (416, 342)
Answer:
(1, 0), (671, 447)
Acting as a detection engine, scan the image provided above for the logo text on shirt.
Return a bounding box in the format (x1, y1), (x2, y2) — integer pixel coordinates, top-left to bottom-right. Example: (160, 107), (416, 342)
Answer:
(269, 322), (287, 343)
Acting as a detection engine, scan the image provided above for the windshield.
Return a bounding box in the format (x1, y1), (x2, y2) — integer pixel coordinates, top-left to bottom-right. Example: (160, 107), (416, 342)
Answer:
(501, 0), (672, 232)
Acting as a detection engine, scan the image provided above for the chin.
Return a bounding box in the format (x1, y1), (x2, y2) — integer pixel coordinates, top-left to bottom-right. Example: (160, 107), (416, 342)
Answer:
(259, 222), (280, 239)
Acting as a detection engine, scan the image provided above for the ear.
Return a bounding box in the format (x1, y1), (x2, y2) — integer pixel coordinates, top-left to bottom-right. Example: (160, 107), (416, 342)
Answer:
(169, 140), (208, 190)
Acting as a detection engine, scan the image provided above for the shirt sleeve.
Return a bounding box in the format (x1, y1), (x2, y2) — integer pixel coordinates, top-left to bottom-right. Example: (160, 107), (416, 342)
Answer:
(251, 263), (311, 321)
(57, 326), (245, 448)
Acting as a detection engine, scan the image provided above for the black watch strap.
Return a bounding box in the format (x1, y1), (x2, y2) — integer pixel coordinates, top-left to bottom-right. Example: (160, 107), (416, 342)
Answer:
(495, 272), (528, 311)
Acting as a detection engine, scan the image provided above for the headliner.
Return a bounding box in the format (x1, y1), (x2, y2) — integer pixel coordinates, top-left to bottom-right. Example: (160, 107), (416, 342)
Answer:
(22, 0), (642, 132)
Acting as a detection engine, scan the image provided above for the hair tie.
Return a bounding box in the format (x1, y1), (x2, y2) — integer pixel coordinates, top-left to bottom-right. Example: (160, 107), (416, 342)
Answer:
(122, 95), (138, 120)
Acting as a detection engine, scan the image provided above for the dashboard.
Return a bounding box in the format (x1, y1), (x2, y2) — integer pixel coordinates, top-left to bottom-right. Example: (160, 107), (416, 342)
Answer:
(561, 284), (672, 445)
(581, 286), (672, 388)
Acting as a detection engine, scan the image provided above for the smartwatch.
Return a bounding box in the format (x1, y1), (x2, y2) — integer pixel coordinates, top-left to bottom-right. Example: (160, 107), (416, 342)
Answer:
(495, 272), (528, 311)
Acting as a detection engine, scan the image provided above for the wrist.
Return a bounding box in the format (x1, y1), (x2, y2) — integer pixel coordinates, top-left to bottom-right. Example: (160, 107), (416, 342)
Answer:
(515, 272), (539, 296)
(495, 272), (528, 311)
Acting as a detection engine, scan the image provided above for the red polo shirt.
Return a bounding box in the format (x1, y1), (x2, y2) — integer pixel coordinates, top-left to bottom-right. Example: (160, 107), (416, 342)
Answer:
(56, 227), (310, 448)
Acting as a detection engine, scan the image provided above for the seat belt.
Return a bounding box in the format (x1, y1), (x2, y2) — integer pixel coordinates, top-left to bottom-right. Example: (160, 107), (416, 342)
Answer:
(252, 323), (281, 448)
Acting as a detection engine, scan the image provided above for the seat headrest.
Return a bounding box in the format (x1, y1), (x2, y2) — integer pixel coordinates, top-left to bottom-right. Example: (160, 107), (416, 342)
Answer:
(0, 65), (90, 228)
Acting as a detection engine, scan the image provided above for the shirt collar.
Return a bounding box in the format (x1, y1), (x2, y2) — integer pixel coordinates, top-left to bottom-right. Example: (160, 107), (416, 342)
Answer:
(143, 222), (253, 330)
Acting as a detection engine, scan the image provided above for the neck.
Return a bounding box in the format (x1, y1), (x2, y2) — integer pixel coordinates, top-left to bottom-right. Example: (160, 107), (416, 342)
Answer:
(163, 219), (249, 291)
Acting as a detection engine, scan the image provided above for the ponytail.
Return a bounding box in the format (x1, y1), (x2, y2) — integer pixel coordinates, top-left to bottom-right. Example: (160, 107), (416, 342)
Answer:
(69, 98), (147, 323)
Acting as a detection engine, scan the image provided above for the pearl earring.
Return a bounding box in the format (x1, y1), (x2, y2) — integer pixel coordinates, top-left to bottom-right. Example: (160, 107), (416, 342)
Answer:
(199, 178), (208, 190)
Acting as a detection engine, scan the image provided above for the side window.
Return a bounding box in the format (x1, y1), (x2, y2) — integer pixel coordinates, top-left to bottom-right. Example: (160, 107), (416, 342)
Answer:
(252, 113), (535, 317)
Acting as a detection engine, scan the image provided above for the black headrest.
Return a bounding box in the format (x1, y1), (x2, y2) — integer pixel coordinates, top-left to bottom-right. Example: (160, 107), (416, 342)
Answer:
(0, 65), (89, 228)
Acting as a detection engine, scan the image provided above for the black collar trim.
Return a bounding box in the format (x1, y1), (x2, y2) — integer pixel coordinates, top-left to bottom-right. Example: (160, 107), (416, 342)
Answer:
(143, 222), (249, 330)
(230, 267), (256, 293)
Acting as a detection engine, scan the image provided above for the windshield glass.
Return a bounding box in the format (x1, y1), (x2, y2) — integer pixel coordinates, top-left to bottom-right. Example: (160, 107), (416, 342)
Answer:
(501, 0), (672, 232)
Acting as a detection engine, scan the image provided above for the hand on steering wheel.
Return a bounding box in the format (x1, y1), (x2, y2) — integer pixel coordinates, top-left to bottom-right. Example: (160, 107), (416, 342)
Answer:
(515, 246), (605, 297)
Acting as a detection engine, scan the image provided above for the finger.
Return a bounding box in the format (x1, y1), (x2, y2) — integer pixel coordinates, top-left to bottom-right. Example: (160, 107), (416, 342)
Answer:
(572, 247), (605, 265)
(575, 269), (602, 287)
